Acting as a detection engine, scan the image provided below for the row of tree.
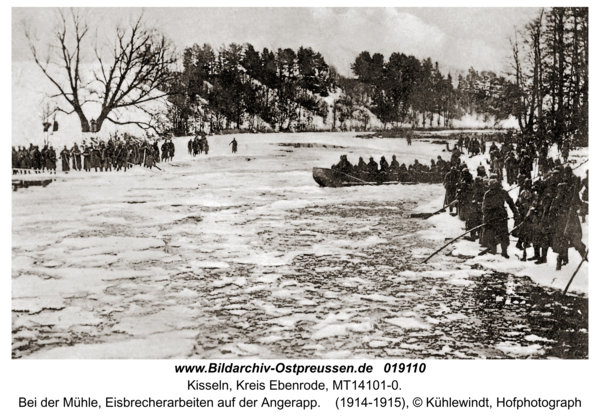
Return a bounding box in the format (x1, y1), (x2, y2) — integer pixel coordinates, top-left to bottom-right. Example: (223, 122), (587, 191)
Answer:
(166, 43), (335, 134)
(167, 45), (514, 133)
(336, 6), (588, 145)
(338, 52), (510, 129)
(509, 7), (588, 146)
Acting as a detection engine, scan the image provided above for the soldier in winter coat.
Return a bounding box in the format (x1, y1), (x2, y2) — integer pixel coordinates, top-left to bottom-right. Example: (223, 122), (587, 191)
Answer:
(47, 146), (57, 174)
(549, 182), (587, 270)
(443, 167), (460, 215)
(482, 179), (520, 258)
(60, 146), (71, 173)
(367, 157), (379, 176)
(71, 143), (82, 171)
(379, 156), (389, 172)
(229, 138), (238, 153)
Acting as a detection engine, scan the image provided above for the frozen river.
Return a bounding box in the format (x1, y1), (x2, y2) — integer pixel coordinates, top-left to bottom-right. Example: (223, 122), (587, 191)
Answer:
(12, 132), (588, 359)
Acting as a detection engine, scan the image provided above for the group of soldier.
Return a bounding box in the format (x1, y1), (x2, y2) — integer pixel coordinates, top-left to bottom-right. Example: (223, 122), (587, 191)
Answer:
(12, 144), (58, 174)
(445, 136), (587, 270)
(188, 135), (210, 156)
(332, 154), (451, 184)
(456, 133), (487, 157)
(332, 131), (587, 270)
(12, 135), (175, 175)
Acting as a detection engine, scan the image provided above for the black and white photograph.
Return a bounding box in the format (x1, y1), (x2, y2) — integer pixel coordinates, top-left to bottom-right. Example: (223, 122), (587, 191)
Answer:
(11, 6), (589, 362)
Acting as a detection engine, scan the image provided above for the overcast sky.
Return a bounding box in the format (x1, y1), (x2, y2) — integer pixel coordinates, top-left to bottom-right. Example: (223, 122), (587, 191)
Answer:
(13, 7), (540, 75)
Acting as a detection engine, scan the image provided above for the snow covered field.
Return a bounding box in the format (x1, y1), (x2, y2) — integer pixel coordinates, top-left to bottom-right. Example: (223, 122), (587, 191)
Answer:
(12, 132), (589, 359)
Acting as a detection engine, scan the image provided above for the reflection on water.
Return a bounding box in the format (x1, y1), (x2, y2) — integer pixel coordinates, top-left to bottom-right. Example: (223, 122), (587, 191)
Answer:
(12, 179), (55, 192)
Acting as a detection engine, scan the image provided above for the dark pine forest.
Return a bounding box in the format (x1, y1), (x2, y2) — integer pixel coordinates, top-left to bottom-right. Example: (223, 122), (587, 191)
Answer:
(164, 7), (587, 148)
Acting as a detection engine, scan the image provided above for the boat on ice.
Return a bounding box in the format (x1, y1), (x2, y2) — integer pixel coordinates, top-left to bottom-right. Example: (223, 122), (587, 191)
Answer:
(312, 167), (443, 188)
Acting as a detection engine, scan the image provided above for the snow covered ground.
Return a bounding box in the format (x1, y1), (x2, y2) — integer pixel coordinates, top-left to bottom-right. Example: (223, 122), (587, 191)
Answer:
(12, 132), (589, 359)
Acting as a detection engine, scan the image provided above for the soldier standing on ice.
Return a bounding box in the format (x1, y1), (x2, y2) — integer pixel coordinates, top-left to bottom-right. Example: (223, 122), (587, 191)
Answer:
(46, 146), (57, 174)
(71, 142), (82, 171)
(468, 176), (486, 240)
(98, 142), (107, 172)
(91, 144), (101, 172)
(456, 167), (474, 222)
(193, 137), (200, 156)
(169, 139), (175, 161)
(450, 145), (461, 167)
(117, 143), (128, 172)
(504, 151), (517, 185)
(146, 142), (155, 169)
(229, 138), (238, 153)
(32, 146), (42, 174)
(549, 182), (587, 270)
(444, 166), (459, 216)
(40, 144), (48, 172)
(60, 146), (71, 173)
(20, 146), (30, 174)
(514, 179), (535, 260)
(82, 143), (91, 172)
(491, 151), (504, 182)
(161, 140), (168, 162)
(153, 140), (160, 162)
(482, 179), (520, 258)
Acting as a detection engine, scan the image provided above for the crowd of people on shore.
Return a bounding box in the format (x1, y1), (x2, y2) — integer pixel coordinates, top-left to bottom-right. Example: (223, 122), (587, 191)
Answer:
(12, 134), (175, 175)
(332, 132), (587, 270)
(444, 136), (587, 270)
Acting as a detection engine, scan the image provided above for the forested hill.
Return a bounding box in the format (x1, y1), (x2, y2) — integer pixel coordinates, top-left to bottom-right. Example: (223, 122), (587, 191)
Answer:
(164, 43), (515, 135)
(164, 7), (587, 145)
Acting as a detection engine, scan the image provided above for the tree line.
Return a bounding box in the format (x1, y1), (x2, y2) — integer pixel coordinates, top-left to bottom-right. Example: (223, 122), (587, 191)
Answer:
(336, 53), (513, 130)
(165, 43), (335, 135)
(508, 7), (588, 146)
(26, 8), (587, 146)
(165, 43), (517, 134)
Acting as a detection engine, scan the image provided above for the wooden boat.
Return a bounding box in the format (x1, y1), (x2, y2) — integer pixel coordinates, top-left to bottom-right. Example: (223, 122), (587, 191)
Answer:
(312, 167), (439, 187)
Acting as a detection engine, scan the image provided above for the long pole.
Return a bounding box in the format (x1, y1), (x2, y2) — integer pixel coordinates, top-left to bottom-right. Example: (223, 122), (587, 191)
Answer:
(425, 199), (459, 219)
(421, 222), (486, 264)
(563, 250), (589, 295)
(334, 169), (369, 184)
(507, 158), (588, 193)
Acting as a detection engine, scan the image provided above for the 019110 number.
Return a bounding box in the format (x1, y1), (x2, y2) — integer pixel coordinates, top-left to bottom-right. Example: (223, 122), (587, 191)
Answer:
(383, 363), (426, 373)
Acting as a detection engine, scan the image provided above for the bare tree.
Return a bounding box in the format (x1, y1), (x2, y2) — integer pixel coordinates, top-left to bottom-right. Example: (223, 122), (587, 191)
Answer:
(24, 8), (177, 134)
